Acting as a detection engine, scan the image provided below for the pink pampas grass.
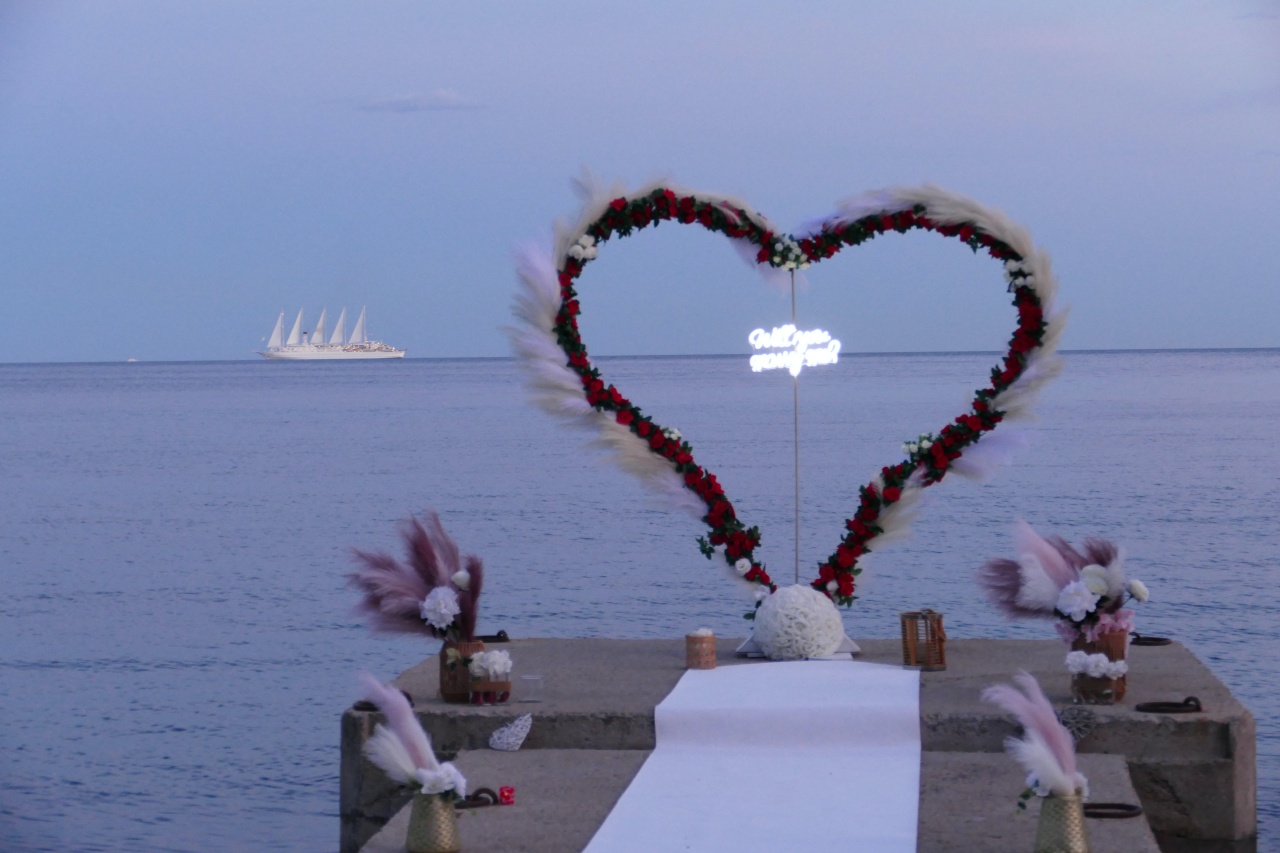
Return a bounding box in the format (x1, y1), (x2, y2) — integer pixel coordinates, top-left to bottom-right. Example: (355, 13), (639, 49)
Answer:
(349, 510), (485, 642)
(983, 671), (1086, 798)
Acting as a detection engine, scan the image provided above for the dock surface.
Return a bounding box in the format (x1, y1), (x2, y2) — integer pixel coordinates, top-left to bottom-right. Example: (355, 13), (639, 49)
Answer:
(340, 637), (1255, 852)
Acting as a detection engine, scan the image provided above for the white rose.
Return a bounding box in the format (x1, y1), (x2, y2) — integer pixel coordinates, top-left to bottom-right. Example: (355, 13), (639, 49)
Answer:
(734, 558), (752, 576)
(451, 570), (471, 590)
(568, 245), (584, 260)
(578, 234), (595, 247)
(1127, 579), (1149, 603)
(825, 580), (838, 593)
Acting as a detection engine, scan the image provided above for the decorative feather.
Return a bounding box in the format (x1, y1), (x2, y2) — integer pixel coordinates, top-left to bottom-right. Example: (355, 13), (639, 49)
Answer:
(978, 556), (1051, 618)
(947, 428), (1029, 482)
(983, 672), (1084, 797)
(358, 672), (438, 774)
(1013, 520), (1078, 591)
(457, 555), (484, 642)
(349, 511), (484, 640)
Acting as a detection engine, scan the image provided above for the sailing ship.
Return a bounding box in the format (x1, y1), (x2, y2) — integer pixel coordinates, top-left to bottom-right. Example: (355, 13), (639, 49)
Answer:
(258, 307), (405, 360)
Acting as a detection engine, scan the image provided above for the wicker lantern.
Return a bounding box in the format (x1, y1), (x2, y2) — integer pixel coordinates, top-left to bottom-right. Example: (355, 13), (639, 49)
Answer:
(900, 609), (947, 671)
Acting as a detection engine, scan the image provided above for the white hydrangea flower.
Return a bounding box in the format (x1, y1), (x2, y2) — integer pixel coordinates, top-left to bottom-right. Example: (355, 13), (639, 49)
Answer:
(1065, 650), (1091, 674)
(1056, 580), (1100, 622)
(1127, 579), (1149, 603)
(1081, 565), (1110, 596)
(734, 558), (752, 576)
(1106, 659), (1129, 679)
(577, 234), (595, 248)
(420, 586), (461, 631)
(451, 570), (471, 590)
(662, 427), (682, 442)
(1084, 653), (1112, 678)
(568, 245), (585, 260)
(469, 649), (513, 680)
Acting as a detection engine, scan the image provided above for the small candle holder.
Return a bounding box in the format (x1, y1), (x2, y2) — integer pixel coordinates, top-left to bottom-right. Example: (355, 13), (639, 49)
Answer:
(517, 674), (543, 703)
(499, 786), (515, 806)
(686, 630), (717, 669)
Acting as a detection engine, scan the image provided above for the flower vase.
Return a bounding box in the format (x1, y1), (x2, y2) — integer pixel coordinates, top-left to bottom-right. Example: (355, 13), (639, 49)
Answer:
(1034, 793), (1091, 853)
(439, 640), (485, 704)
(405, 793), (460, 853)
(1070, 630), (1127, 705)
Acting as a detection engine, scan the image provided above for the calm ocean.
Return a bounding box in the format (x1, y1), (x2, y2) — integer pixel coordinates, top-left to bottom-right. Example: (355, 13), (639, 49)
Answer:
(1, 350), (1277, 851)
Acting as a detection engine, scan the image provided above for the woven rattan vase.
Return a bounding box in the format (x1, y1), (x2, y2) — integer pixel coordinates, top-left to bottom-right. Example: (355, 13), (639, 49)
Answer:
(439, 640), (485, 703)
(406, 793), (460, 853)
(1034, 793), (1091, 853)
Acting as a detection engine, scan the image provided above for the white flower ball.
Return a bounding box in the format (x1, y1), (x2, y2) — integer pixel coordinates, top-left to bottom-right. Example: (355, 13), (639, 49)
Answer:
(751, 584), (845, 661)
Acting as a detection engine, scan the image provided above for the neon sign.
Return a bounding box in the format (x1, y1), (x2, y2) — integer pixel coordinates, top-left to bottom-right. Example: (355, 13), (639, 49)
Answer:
(748, 325), (841, 377)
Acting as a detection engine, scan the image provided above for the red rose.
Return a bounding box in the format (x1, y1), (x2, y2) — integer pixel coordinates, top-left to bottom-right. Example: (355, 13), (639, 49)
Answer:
(883, 486), (901, 502)
(818, 563), (836, 583)
(609, 198), (627, 211)
(649, 432), (665, 450)
(565, 299), (580, 316)
(617, 409), (634, 426)
(635, 421), (651, 437)
(838, 574), (854, 596)
(958, 225), (974, 242)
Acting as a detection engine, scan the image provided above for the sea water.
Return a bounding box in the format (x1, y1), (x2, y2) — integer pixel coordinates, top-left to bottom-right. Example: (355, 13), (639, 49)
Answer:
(0, 350), (1277, 851)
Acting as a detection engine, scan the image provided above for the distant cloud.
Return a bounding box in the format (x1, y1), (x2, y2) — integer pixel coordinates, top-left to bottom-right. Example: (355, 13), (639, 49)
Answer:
(357, 89), (481, 113)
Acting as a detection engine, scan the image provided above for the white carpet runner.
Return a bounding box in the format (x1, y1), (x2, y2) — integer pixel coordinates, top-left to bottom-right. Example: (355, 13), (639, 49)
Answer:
(584, 660), (921, 852)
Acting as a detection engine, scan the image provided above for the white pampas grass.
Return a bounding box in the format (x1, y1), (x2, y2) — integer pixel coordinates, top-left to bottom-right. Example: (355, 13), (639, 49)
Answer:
(983, 671), (1086, 797)
(947, 428), (1030, 482)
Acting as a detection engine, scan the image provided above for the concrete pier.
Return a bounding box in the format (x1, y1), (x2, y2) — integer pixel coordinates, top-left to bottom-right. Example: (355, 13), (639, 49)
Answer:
(339, 638), (1255, 852)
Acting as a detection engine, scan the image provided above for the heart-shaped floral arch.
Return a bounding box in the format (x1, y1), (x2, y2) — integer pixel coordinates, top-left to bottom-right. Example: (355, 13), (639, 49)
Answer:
(511, 180), (1064, 611)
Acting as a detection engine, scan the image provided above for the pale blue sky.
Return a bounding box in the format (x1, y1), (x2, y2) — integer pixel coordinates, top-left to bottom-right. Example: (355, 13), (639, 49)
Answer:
(1, 1), (1277, 362)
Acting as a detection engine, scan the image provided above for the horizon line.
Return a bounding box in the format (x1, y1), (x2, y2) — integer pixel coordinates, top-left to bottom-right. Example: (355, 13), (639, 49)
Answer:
(2, 345), (1278, 367)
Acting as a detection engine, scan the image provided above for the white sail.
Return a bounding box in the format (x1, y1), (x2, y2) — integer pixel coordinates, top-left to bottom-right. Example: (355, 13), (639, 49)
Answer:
(350, 306), (367, 344)
(259, 305), (403, 359)
(329, 308), (347, 345)
(267, 312), (284, 348)
(311, 308), (327, 346)
(286, 309), (305, 346)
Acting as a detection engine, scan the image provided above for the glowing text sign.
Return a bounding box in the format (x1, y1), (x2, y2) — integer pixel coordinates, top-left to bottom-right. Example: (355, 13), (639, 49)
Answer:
(748, 324), (841, 377)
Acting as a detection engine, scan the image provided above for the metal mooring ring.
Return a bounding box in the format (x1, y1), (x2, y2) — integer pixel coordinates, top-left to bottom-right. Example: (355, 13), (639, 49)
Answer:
(1084, 802), (1144, 819)
(1130, 633), (1172, 646)
(1135, 696), (1202, 714)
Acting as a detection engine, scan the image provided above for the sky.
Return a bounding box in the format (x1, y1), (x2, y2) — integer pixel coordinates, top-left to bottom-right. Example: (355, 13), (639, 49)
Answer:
(0, 0), (1277, 362)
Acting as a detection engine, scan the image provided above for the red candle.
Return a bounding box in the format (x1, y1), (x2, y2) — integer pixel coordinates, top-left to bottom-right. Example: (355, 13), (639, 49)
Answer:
(499, 786), (515, 806)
